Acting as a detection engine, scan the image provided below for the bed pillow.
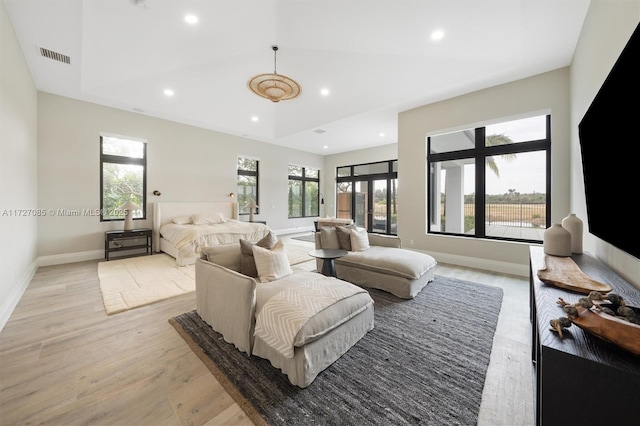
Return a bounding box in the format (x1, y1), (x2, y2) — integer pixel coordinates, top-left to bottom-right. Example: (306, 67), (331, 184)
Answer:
(239, 232), (278, 277)
(252, 240), (293, 283)
(350, 228), (370, 251)
(191, 212), (226, 225)
(320, 227), (341, 249)
(172, 216), (193, 225)
(335, 224), (357, 250)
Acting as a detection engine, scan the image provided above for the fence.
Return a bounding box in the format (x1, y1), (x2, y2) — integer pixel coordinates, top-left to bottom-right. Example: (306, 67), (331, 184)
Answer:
(463, 203), (546, 228)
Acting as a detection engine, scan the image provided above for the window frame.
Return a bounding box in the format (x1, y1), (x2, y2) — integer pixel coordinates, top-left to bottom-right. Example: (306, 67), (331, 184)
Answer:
(336, 160), (398, 235)
(99, 135), (147, 222)
(288, 165), (320, 218)
(237, 157), (260, 216)
(426, 114), (551, 243)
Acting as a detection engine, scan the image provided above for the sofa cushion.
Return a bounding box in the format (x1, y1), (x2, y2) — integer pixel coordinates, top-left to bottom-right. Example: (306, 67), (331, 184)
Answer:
(239, 232), (278, 277)
(252, 240), (294, 283)
(336, 246), (436, 280)
(317, 218), (354, 229)
(320, 227), (341, 249)
(255, 272), (373, 347)
(201, 243), (242, 272)
(336, 224), (356, 250)
(350, 228), (370, 251)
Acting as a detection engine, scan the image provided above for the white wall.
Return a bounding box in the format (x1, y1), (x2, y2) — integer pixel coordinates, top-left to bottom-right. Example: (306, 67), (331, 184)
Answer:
(0, 1), (38, 329)
(36, 93), (324, 264)
(398, 68), (571, 276)
(570, 1), (640, 287)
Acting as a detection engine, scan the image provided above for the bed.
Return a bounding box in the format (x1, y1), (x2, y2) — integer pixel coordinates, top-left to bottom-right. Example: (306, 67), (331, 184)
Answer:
(153, 202), (271, 266)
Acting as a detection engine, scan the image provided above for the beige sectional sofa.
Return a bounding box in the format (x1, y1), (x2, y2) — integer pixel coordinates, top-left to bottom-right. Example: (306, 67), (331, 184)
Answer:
(314, 227), (437, 299)
(195, 241), (374, 388)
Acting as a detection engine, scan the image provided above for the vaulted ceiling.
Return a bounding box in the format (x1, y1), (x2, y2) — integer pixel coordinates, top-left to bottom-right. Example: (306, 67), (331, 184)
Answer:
(4, 0), (591, 154)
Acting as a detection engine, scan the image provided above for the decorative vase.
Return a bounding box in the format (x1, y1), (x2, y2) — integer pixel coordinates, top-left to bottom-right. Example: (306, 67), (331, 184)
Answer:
(543, 223), (571, 257)
(124, 213), (134, 231)
(562, 213), (583, 254)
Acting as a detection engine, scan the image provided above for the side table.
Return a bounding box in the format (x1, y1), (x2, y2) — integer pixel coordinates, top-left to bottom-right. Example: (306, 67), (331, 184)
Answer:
(308, 249), (348, 277)
(105, 228), (153, 261)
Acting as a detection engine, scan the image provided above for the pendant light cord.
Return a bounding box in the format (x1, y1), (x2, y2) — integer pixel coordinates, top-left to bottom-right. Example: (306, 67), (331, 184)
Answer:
(272, 45), (278, 74)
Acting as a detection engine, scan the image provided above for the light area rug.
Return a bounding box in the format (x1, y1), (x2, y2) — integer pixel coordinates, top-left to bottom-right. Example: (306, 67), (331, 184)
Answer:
(290, 233), (315, 243)
(98, 245), (314, 315)
(170, 276), (504, 425)
(98, 254), (195, 315)
(280, 239), (315, 266)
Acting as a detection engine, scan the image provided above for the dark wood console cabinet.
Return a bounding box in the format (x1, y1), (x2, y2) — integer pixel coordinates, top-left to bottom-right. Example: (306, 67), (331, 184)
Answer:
(105, 228), (152, 261)
(529, 246), (640, 426)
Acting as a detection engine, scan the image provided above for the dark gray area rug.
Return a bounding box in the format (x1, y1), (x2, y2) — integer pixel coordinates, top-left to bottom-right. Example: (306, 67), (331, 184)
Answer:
(169, 276), (504, 426)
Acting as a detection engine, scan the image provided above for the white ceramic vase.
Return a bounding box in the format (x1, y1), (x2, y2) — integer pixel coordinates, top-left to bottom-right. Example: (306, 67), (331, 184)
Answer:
(562, 213), (583, 254)
(543, 223), (572, 257)
(124, 212), (134, 230)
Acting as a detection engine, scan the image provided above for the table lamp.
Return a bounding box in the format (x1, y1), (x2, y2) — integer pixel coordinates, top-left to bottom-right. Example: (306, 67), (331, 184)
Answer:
(120, 201), (140, 230)
(246, 199), (259, 222)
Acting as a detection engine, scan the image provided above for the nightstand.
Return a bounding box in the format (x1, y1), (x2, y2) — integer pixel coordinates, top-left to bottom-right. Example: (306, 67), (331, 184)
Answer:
(105, 228), (152, 261)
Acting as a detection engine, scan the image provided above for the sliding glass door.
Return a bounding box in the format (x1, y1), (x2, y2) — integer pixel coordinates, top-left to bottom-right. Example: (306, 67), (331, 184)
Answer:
(336, 160), (398, 235)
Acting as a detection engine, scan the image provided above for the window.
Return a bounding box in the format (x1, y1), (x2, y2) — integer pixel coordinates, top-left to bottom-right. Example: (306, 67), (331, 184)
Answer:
(100, 135), (146, 221)
(336, 160), (398, 235)
(427, 114), (550, 243)
(237, 157), (259, 215)
(288, 165), (320, 218)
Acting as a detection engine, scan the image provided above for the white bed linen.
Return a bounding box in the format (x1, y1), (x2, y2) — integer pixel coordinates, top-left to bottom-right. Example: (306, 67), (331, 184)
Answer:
(160, 220), (270, 258)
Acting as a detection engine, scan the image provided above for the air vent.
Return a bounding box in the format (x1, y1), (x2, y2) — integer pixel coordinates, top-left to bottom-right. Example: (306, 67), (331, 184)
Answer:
(39, 47), (71, 64)
(314, 129), (326, 134)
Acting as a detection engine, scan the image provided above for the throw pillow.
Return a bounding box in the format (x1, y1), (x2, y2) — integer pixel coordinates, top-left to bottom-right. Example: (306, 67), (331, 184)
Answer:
(201, 244), (242, 271)
(239, 232), (278, 277)
(336, 224), (356, 250)
(320, 227), (341, 249)
(252, 240), (293, 283)
(191, 212), (226, 225)
(350, 228), (370, 251)
(172, 216), (192, 225)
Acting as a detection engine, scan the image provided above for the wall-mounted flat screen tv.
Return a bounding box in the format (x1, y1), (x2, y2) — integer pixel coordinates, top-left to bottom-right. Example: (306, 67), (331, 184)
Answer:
(578, 23), (639, 259)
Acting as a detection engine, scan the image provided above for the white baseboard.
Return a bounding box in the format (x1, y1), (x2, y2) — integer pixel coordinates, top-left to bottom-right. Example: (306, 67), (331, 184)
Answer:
(0, 259), (38, 332)
(410, 249), (529, 277)
(37, 250), (104, 267)
(273, 226), (315, 236)
(2, 250), (103, 332)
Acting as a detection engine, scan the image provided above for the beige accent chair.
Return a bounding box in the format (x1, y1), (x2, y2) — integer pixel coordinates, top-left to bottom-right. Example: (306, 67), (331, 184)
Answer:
(314, 228), (437, 299)
(314, 218), (354, 231)
(195, 242), (374, 388)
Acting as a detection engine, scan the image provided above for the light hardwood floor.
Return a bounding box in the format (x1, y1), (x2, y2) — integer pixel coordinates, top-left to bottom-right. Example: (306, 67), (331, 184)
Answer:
(0, 235), (534, 425)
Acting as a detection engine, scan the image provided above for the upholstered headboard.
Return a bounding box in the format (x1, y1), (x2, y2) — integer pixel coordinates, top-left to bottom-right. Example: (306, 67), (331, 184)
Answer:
(152, 202), (239, 252)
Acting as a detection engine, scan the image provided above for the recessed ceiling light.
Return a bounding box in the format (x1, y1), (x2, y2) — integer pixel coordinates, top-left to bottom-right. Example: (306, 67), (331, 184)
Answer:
(184, 15), (198, 24)
(431, 30), (444, 41)
(323, 145), (329, 149)
(379, 132), (385, 137)
(163, 89), (174, 97)
(251, 116), (259, 122)
(320, 88), (330, 96)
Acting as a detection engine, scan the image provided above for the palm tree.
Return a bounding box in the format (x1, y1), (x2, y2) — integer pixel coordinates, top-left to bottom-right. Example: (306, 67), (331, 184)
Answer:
(486, 133), (516, 178)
